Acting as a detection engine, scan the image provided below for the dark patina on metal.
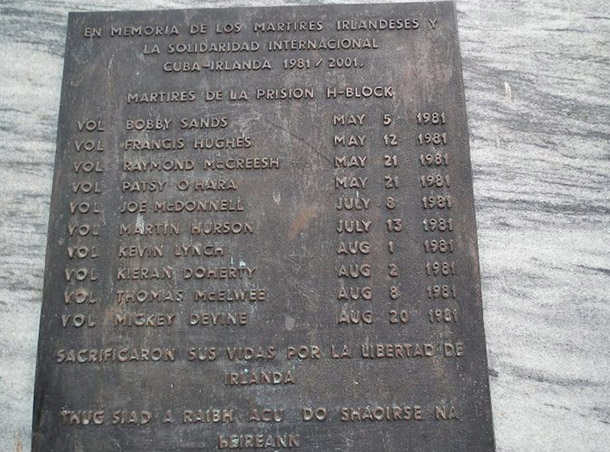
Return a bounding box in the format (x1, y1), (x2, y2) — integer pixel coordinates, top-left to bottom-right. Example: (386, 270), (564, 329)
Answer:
(33, 2), (495, 450)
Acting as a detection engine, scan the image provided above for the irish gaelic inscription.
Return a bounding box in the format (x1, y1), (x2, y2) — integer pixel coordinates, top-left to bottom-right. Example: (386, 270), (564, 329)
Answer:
(33, 3), (495, 451)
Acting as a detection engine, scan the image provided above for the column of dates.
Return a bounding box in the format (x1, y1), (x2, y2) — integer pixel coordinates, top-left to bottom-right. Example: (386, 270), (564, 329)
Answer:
(417, 112), (458, 325)
(382, 113), (409, 326)
(334, 109), (373, 325)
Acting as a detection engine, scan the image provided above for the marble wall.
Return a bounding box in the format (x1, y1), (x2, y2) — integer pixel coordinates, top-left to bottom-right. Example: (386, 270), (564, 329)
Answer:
(0, 0), (608, 450)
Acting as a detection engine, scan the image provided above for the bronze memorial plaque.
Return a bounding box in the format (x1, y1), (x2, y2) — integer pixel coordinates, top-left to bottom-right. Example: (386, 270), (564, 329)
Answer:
(33, 2), (495, 450)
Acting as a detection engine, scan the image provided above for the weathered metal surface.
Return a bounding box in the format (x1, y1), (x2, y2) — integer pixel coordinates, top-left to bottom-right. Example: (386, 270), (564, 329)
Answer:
(33, 2), (495, 450)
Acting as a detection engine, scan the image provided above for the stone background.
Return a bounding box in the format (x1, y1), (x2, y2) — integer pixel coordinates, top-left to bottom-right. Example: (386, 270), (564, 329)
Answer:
(0, 0), (608, 451)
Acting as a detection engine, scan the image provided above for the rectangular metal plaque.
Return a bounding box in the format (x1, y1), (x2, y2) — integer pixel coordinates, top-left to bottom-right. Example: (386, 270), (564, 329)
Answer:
(33, 2), (495, 450)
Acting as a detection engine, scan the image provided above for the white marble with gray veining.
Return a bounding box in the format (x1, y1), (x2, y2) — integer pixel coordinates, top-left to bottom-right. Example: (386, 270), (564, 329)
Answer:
(0, 0), (608, 451)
